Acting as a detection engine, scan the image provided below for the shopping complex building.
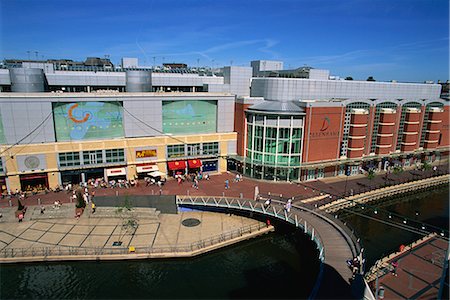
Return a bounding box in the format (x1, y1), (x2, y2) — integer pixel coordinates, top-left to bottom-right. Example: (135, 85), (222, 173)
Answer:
(0, 57), (448, 192)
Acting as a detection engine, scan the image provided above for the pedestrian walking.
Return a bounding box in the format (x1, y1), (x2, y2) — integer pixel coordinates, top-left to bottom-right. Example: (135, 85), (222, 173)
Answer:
(391, 260), (398, 276)
(264, 198), (271, 208)
(225, 179), (229, 189)
(40, 205), (45, 214)
(193, 178), (199, 189)
(284, 199), (292, 213)
(91, 202), (96, 214)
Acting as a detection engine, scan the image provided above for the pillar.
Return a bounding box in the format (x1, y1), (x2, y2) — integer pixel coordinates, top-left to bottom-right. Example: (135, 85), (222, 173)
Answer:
(8, 175), (21, 192)
(47, 171), (61, 188)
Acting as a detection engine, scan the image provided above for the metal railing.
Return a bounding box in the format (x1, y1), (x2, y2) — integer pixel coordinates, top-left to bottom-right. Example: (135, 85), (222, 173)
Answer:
(0, 222), (267, 259)
(177, 195), (328, 262)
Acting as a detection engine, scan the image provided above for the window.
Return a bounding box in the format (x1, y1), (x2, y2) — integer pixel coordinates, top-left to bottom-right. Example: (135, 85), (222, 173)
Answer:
(83, 150), (103, 165)
(317, 168), (324, 178)
(167, 144), (185, 158)
(105, 149), (125, 163)
(59, 152), (81, 167)
(307, 169), (315, 180)
(187, 143), (201, 156)
(203, 142), (219, 155)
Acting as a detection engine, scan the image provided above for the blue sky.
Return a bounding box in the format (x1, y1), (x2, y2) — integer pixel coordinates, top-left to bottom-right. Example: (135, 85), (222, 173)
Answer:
(1, 0), (448, 82)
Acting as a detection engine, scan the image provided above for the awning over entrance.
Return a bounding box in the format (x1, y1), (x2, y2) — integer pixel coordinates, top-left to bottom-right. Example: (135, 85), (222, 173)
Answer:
(20, 173), (48, 180)
(106, 167), (126, 177)
(188, 159), (202, 168)
(168, 160), (186, 170)
(148, 171), (166, 178)
(136, 164), (159, 173)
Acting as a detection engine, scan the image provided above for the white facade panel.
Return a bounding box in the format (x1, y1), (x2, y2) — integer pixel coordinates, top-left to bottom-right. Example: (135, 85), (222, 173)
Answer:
(251, 78), (442, 102)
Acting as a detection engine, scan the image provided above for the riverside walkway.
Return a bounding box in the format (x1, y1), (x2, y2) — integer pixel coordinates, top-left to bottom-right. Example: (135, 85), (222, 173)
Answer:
(365, 233), (449, 299)
(319, 174), (450, 213)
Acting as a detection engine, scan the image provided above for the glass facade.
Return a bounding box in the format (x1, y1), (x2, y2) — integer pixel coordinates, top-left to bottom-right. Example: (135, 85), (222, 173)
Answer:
(340, 102), (370, 157)
(83, 150), (103, 165)
(59, 149), (125, 168)
(167, 142), (220, 158)
(58, 152), (81, 167)
(105, 149), (125, 163)
(370, 102), (398, 153)
(244, 112), (304, 181)
(420, 102), (444, 147)
(396, 102), (422, 150)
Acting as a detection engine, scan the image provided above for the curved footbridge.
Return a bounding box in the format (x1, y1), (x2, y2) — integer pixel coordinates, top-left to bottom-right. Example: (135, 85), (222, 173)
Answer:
(177, 195), (365, 299)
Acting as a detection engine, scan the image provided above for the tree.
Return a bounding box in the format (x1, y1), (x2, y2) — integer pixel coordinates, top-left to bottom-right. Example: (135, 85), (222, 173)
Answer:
(345, 76), (353, 80)
(114, 197), (138, 245)
(366, 76), (376, 82)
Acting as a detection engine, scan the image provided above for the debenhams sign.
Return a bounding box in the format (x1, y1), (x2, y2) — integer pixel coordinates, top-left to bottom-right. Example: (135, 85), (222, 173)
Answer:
(310, 116), (339, 139)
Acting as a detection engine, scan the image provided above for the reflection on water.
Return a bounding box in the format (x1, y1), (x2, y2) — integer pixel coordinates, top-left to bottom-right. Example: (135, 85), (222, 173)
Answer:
(343, 186), (449, 267)
(0, 230), (320, 299)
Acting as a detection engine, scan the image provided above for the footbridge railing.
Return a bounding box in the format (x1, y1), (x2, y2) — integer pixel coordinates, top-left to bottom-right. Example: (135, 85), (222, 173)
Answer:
(177, 195), (327, 261)
(176, 195), (364, 267)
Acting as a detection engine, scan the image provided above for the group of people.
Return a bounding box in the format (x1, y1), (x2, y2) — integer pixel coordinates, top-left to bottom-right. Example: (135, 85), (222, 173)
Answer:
(175, 171), (209, 188)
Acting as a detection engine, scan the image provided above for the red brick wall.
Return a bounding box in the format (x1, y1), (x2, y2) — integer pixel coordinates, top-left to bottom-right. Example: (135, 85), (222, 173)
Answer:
(438, 106), (450, 148)
(303, 106), (344, 162)
(234, 103), (252, 156)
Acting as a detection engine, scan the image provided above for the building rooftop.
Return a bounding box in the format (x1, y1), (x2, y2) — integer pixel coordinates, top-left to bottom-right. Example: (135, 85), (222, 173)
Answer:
(247, 100), (305, 115)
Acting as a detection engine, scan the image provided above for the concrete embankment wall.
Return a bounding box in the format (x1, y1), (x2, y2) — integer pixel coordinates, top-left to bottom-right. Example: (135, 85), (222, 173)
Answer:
(0, 226), (274, 264)
(320, 175), (449, 213)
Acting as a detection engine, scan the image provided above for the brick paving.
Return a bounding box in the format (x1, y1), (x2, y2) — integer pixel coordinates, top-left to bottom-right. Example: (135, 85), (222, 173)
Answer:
(1, 164), (447, 212)
(370, 236), (448, 299)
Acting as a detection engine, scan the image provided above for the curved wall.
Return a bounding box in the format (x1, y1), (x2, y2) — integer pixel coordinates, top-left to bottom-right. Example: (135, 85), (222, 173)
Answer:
(10, 68), (45, 92)
(126, 70), (152, 92)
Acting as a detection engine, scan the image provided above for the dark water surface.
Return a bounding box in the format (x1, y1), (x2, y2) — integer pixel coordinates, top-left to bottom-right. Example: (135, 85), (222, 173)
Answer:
(0, 229), (320, 300)
(343, 186), (449, 268)
(1, 187), (448, 299)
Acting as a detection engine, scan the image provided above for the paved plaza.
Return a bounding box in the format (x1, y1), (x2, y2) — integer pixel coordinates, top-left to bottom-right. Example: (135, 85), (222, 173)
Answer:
(0, 204), (266, 261)
(1, 164), (448, 211)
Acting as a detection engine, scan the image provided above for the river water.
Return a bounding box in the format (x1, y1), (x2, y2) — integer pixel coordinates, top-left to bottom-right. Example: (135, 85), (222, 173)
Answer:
(0, 187), (448, 299)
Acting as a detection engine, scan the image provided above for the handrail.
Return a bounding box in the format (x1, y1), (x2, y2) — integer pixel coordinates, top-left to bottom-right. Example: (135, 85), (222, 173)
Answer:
(0, 222), (267, 259)
(177, 195), (336, 263)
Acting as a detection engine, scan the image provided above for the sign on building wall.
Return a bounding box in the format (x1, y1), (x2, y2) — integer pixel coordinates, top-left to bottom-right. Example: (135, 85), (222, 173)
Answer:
(135, 147), (158, 161)
(162, 100), (217, 134)
(306, 108), (343, 162)
(52, 101), (124, 141)
(17, 154), (47, 172)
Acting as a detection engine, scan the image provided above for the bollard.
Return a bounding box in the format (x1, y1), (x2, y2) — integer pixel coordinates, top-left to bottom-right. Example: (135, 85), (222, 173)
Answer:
(187, 190), (189, 196)
(152, 190), (154, 195)
(115, 191), (118, 197)
(8, 200), (12, 207)
(222, 192), (225, 197)
(240, 193), (243, 199)
(37, 198), (41, 206)
(70, 196), (72, 203)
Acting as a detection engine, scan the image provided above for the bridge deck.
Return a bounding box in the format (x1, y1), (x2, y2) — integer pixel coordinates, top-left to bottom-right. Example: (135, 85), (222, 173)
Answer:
(177, 196), (358, 298)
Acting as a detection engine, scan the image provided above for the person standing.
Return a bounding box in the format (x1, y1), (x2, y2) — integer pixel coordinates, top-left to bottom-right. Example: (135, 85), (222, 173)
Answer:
(91, 202), (96, 214)
(224, 179), (229, 189)
(391, 260), (398, 276)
